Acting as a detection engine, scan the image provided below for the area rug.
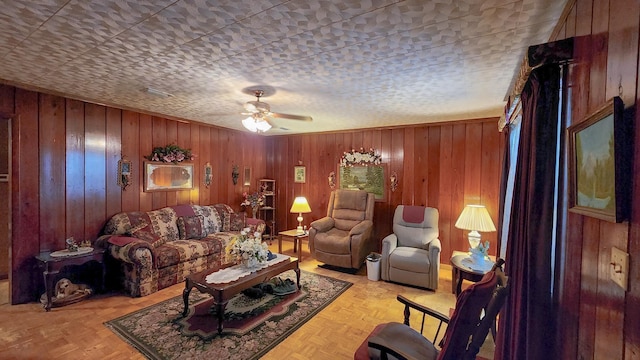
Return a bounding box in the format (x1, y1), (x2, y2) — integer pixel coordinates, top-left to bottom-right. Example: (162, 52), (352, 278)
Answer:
(105, 270), (352, 360)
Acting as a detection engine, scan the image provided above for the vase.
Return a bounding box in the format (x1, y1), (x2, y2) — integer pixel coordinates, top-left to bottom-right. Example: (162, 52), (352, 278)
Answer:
(252, 206), (259, 218)
(243, 257), (260, 269)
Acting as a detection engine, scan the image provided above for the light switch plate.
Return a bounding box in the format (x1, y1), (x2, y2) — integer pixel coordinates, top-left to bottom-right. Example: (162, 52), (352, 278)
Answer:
(611, 247), (629, 291)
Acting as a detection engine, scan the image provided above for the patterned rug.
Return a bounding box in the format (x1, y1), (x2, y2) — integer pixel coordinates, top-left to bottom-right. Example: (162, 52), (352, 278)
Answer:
(105, 270), (352, 360)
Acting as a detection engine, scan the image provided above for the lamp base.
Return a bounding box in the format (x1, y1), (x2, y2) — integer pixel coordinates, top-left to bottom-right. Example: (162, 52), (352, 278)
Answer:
(296, 214), (304, 234)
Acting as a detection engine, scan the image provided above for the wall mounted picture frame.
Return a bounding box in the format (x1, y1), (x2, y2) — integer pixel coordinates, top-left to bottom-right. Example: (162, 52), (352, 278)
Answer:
(568, 96), (628, 222)
(294, 166), (306, 183)
(338, 164), (385, 201)
(144, 161), (194, 192)
(117, 157), (132, 190)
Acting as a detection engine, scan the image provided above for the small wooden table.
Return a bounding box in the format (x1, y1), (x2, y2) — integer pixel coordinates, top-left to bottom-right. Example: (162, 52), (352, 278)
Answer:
(450, 252), (494, 297)
(278, 229), (309, 262)
(182, 256), (300, 335)
(35, 247), (106, 311)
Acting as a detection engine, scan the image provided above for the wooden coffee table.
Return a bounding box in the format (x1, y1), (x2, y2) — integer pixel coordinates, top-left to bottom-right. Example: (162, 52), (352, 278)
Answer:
(182, 256), (300, 335)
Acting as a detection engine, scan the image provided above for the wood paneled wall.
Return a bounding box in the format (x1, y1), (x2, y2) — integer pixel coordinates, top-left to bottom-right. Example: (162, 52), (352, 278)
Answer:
(552, 0), (640, 358)
(1, 86), (503, 304)
(265, 119), (504, 261)
(0, 85), (268, 303)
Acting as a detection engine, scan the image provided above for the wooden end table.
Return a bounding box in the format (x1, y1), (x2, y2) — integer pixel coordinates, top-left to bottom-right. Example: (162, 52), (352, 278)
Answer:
(35, 247), (106, 311)
(182, 256), (300, 335)
(450, 252), (494, 297)
(278, 229), (309, 261)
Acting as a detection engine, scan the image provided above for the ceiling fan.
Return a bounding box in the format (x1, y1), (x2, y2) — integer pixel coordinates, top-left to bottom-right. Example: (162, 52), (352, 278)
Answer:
(241, 90), (312, 133)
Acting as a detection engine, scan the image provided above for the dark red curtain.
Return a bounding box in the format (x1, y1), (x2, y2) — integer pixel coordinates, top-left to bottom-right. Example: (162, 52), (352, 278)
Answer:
(495, 64), (561, 360)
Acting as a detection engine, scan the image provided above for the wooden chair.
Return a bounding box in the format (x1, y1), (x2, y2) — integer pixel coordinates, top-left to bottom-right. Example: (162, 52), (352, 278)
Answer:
(355, 259), (508, 360)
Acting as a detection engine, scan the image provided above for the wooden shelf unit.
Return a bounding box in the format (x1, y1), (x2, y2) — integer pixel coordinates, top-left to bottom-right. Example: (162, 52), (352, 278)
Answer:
(258, 179), (276, 241)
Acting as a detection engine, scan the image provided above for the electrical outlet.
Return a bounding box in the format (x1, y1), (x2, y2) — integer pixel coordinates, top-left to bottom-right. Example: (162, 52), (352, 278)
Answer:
(610, 247), (629, 291)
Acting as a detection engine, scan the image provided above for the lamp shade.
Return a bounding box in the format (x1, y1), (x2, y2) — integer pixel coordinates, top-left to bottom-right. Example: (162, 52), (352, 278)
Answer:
(454, 205), (496, 232)
(290, 196), (312, 213)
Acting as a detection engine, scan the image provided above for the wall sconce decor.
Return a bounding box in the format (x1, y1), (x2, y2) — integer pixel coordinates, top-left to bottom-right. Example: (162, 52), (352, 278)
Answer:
(204, 162), (212, 188)
(117, 157), (132, 190)
(232, 165), (239, 185)
(328, 171), (336, 189)
(243, 167), (252, 186)
(390, 171), (398, 192)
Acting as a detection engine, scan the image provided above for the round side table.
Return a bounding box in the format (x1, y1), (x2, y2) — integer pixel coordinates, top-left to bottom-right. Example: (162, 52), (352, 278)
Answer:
(450, 254), (494, 297)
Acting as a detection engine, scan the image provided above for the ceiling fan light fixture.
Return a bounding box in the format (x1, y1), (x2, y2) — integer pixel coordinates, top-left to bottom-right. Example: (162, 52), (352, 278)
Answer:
(255, 119), (272, 132)
(242, 117), (258, 132)
(242, 116), (271, 133)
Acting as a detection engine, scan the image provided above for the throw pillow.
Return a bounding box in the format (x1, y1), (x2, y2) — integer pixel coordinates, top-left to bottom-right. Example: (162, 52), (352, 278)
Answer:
(177, 215), (207, 239)
(126, 221), (166, 248)
(229, 212), (246, 231)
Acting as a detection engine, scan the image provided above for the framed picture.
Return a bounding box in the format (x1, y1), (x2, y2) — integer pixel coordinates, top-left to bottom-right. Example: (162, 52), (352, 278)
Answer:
(338, 164), (385, 201)
(294, 166), (306, 183)
(568, 96), (628, 222)
(144, 161), (194, 192)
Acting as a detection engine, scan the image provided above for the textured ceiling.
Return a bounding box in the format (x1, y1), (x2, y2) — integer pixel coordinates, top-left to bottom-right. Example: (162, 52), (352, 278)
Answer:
(0, 0), (567, 135)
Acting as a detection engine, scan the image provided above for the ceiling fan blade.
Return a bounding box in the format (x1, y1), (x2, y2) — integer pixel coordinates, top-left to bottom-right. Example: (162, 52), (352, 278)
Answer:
(270, 112), (313, 121)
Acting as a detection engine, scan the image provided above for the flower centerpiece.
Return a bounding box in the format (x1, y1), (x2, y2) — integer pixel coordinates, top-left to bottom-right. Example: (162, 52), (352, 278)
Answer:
(146, 144), (194, 163)
(241, 189), (266, 218)
(227, 228), (269, 269)
(340, 148), (382, 167)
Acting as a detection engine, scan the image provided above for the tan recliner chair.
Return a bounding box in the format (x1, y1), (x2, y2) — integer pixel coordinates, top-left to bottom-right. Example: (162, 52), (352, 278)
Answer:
(309, 190), (376, 269)
(381, 205), (440, 290)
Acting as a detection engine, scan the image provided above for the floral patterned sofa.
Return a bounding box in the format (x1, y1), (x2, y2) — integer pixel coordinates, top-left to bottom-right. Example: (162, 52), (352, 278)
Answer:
(96, 204), (264, 297)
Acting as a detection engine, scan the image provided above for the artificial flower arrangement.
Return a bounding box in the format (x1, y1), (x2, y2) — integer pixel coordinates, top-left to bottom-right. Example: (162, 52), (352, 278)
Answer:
(240, 189), (266, 209)
(227, 228), (269, 268)
(340, 148), (382, 167)
(146, 144), (194, 163)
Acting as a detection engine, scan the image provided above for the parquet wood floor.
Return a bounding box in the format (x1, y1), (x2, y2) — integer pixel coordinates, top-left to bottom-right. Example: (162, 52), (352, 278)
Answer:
(0, 243), (494, 359)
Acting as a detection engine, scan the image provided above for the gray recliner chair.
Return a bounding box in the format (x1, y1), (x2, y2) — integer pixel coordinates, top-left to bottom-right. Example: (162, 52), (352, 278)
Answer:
(381, 205), (440, 290)
(309, 190), (376, 270)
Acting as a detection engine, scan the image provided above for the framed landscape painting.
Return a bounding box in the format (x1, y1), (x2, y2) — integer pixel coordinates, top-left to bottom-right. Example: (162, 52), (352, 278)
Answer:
(338, 165), (385, 201)
(568, 96), (628, 222)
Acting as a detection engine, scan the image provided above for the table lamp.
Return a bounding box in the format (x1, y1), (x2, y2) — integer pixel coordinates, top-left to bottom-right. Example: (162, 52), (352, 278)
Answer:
(454, 204), (496, 258)
(290, 196), (312, 234)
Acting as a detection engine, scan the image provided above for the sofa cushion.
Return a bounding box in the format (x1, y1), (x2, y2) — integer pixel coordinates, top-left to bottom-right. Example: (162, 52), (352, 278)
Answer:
(128, 222), (167, 248)
(246, 217), (266, 234)
(146, 207), (179, 241)
(177, 215), (206, 239)
(212, 204), (233, 231)
(154, 235), (226, 268)
(191, 205), (223, 234)
(229, 212), (246, 231)
(104, 211), (151, 235)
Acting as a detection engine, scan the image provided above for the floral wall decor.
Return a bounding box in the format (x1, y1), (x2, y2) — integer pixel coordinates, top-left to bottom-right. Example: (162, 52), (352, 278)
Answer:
(390, 171), (398, 192)
(340, 148), (382, 167)
(328, 171), (336, 189)
(232, 165), (239, 185)
(146, 144), (193, 163)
